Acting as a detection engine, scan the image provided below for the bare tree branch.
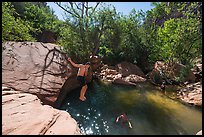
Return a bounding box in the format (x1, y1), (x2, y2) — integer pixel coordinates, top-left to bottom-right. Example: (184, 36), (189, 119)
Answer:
(85, 2), (89, 29)
(81, 2), (84, 19)
(54, 2), (79, 18)
(55, 2), (102, 56)
(69, 2), (80, 18)
(74, 2), (81, 11)
(90, 2), (100, 16)
(85, 2), (88, 17)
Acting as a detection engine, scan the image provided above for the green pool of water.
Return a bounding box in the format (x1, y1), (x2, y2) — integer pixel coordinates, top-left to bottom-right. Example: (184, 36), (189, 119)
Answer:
(60, 80), (202, 135)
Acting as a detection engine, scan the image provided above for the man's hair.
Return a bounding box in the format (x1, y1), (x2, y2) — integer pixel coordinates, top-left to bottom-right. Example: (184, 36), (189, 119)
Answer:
(85, 62), (91, 65)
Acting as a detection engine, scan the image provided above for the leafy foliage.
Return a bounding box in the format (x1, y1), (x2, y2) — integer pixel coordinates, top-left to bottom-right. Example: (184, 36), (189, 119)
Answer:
(157, 2), (202, 66)
(2, 2), (202, 72)
(23, 2), (59, 39)
(2, 2), (60, 42)
(2, 2), (34, 41)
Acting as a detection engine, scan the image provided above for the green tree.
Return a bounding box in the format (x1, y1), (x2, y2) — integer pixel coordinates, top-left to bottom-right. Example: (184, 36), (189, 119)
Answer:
(23, 2), (59, 39)
(2, 2), (35, 42)
(157, 2), (202, 66)
(140, 2), (201, 67)
(55, 2), (101, 62)
(94, 3), (121, 64)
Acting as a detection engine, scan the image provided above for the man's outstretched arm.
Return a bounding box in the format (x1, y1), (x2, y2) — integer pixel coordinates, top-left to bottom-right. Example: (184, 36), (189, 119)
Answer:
(68, 57), (80, 68)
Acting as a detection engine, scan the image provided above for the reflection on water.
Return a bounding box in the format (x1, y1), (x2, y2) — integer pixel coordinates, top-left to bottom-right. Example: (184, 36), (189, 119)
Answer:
(60, 80), (202, 135)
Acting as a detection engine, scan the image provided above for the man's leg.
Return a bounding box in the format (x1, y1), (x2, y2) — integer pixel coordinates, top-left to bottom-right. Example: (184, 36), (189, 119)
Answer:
(79, 84), (87, 101)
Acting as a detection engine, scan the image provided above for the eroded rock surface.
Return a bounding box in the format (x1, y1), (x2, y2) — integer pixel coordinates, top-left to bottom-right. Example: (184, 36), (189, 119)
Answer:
(2, 89), (82, 135)
(116, 61), (146, 78)
(96, 62), (146, 86)
(2, 42), (93, 108)
(177, 82), (202, 107)
(2, 42), (69, 106)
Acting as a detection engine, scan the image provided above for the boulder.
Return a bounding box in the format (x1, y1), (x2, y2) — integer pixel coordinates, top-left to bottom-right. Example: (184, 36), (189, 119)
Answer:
(146, 69), (163, 85)
(96, 65), (118, 81)
(116, 61), (146, 78)
(39, 30), (57, 43)
(2, 42), (92, 108)
(2, 89), (82, 135)
(191, 63), (202, 82)
(97, 63), (147, 86)
(154, 61), (166, 71)
(177, 82), (202, 107)
(2, 42), (68, 106)
(172, 63), (196, 83)
(124, 74), (146, 83)
(113, 78), (136, 86)
(147, 61), (196, 85)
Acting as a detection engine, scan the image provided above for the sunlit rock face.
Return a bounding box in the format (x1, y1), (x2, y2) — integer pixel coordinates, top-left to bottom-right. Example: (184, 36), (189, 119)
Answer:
(95, 62), (146, 86)
(2, 41), (93, 108)
(177, 82), (202, 107)
(2, 42), (68, 106)
(2, 88), (82, 135)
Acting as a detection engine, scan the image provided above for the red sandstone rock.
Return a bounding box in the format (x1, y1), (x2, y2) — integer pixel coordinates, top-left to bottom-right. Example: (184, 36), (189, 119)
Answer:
(2, 42), (68, 106)
(116, 61), (146, 78)
(2, 42), (93, 108)
(2, 89), (82, 135)
(177, 82), (202, 107)
(124, 74), (146, 83)
(97, 62), (147, 86)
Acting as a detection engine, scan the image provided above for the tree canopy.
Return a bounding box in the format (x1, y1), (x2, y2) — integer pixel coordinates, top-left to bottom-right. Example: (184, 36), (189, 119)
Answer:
(2, 2), (202, 74)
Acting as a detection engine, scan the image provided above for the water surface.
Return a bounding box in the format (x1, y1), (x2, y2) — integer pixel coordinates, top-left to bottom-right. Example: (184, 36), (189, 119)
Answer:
(60, 80), (202, 135)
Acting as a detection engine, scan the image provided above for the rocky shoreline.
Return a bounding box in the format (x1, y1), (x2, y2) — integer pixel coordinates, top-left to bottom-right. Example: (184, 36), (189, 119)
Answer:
(93, 61), (202, 108)
(2, 42), (87, 135)
(2, 87), (82, 135)
(176, 81), (202, 107)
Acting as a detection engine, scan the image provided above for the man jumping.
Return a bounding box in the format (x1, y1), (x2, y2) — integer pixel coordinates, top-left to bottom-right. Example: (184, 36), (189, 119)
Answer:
(68, 57), (90, 101)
